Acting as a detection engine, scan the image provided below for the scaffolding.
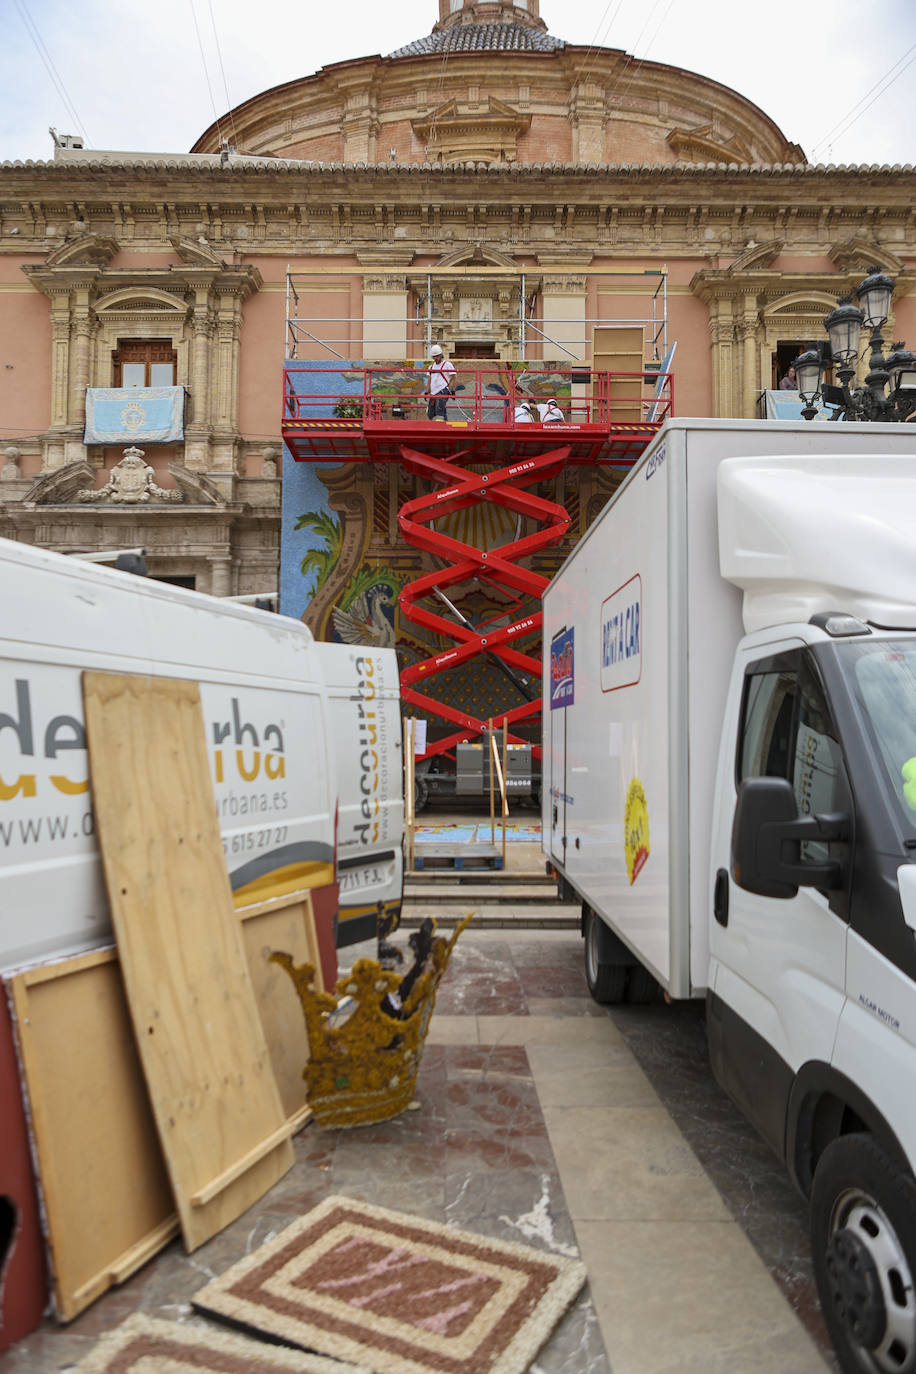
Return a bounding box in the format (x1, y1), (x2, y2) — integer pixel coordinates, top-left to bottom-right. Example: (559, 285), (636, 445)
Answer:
(285, 266), (668, 368)
(281, 268), (673, 783)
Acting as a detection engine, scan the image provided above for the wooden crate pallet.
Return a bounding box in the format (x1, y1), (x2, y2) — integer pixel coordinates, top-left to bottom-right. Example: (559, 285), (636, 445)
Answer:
(412, 843), (504, 871)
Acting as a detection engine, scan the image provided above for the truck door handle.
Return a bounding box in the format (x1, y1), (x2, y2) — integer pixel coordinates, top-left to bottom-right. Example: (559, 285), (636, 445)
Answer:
(714, 868), (729, 927)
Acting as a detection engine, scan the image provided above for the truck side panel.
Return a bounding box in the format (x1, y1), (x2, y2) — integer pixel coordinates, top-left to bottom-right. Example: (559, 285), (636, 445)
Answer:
(544, 433), (675, 988)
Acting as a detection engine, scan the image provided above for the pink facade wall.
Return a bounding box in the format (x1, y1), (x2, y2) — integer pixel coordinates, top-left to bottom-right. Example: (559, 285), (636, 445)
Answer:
(0, 257), (51, 466)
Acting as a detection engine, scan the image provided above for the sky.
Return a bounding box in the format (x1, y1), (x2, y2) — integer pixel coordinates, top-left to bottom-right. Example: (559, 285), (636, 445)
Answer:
(3, 0), (915, 168)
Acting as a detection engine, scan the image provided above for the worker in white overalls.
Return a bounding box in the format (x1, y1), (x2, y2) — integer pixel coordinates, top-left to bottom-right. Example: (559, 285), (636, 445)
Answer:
(426, 344), (456, 421)
(539, 397), (564, 423)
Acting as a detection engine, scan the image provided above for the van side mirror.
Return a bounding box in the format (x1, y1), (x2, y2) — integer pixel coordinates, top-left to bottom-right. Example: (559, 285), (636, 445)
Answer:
(731, 776), (849, 899)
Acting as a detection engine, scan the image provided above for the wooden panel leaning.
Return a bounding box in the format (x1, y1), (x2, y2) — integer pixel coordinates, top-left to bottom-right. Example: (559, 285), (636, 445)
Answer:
(592, 324), (645, 424)
(82, 672), (294, 1253)
(236, 890), (321, 1128)
(6, 949), (178, 1321)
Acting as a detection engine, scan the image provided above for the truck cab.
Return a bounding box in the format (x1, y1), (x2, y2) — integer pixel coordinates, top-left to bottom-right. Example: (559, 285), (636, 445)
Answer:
(710, 618), (916, 1374)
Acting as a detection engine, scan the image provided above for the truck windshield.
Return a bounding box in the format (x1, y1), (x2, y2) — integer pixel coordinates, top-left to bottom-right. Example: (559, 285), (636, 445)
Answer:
(846, 641), (916, 838)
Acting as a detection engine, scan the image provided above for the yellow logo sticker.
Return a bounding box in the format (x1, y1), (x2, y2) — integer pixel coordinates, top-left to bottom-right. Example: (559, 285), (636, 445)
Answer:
(624, 778), (650, 885)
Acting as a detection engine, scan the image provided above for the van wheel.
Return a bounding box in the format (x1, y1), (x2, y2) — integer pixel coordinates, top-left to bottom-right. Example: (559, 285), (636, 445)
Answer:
(584, 909), (627, 1004)
(625, 965), (658, 1004)
(811, 1134), (916, 1374)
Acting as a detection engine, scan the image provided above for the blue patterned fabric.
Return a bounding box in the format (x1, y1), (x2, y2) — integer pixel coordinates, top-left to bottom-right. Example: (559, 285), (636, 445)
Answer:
(84, 387), (185, 443)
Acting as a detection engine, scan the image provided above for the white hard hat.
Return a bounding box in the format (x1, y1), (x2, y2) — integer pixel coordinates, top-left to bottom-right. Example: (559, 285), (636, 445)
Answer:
(430, 344), (443, 356)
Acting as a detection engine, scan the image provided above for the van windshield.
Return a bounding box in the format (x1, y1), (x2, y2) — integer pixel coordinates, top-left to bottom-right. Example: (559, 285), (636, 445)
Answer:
(848, 641), (916, 837)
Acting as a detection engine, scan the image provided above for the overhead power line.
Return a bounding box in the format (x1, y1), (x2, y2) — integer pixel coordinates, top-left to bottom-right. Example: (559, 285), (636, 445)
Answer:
(188, 0), (224, 147)
(12, 0), (88, 144)
(809, 42), (916, 160)
(207, 0), (240, 151)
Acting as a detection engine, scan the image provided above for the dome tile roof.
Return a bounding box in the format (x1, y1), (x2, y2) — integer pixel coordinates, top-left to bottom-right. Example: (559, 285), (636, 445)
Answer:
(390, 23), (565, 57)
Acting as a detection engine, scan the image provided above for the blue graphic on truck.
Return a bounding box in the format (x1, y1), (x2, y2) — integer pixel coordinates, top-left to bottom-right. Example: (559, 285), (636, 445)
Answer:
(550, 628), (575, 709)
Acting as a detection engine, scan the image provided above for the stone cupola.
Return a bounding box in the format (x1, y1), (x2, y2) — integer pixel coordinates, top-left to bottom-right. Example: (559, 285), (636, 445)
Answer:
(435, 0), (545, 31)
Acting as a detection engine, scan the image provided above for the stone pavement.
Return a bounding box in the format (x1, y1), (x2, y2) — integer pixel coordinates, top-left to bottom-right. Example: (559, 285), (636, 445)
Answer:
(2, 922), (835, 1373)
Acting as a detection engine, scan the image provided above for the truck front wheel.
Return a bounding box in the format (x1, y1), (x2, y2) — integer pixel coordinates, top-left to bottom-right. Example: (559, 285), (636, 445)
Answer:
(811, 1134), (916, 1374)
(584, 909), (627, 1004)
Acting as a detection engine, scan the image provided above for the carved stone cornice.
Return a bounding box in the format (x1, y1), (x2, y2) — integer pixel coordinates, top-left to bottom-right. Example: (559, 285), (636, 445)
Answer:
(536, 252), (594, 268)
(363, 274), (408, 293)
(355, 248), (416, 267)
(542, 274), (587, 293)
(24, 260), (262, 306)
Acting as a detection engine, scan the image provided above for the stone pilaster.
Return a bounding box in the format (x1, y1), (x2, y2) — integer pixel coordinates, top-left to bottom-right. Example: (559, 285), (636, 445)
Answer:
(708, 303), (736, 418)
(210, 556), (233, 597)
(541, 273), (588, 362)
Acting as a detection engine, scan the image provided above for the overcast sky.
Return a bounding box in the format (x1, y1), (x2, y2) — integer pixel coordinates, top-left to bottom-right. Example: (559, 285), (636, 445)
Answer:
(3, 0), (915, 167)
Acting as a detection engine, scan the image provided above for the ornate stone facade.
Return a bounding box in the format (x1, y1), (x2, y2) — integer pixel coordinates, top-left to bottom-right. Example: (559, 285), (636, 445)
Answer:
(0, 0), (913, 597)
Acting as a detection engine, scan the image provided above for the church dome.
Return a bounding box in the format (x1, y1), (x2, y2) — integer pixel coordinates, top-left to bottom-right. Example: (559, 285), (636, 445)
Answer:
(190, 0), (802, 167)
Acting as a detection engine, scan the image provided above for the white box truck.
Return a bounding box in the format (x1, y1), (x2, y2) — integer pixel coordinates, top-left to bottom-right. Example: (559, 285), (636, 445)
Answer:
(543, 418), (916, 1373)
(0, 538), (402, 975)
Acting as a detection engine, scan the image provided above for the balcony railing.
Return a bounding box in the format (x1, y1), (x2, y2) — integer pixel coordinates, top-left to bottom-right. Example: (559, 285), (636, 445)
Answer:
(282, 363), (673, 430)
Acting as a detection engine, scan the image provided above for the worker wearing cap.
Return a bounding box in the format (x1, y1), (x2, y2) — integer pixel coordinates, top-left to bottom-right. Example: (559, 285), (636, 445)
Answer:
(426, 344), (456, 421)
(539, 398), (564, 423)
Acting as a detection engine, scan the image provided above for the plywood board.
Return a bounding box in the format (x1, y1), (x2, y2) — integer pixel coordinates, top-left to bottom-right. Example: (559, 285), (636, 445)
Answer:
(237, 892), (320, 1124)
(6, 949), (177, 1322)
(0, 980), (49, 1344)
(593, 325), (644, 423)
(82, 673), (294, 1253)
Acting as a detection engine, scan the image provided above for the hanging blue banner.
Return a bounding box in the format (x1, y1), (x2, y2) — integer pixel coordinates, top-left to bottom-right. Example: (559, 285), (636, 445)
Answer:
(84, 387), (185, 444)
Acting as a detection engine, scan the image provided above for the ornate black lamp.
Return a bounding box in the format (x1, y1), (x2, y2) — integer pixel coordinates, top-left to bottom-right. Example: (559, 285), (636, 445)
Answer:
(797, 267), (915, 422)
(793, 347), (824, 421)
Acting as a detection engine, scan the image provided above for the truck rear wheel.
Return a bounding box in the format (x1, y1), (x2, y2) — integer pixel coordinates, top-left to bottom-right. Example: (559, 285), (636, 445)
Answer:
(625, 965), (658, 1004)
(811, 1134), (916, 1374)
(584, 909), (627, 1004)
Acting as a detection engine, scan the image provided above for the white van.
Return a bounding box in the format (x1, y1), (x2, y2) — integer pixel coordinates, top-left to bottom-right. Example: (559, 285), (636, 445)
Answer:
(316, 642), (404, 947)
(0, 538), (362, 973)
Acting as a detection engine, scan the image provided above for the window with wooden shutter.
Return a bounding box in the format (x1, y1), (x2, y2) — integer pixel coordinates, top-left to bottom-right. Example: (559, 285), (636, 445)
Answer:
(112, 340), (177, 388)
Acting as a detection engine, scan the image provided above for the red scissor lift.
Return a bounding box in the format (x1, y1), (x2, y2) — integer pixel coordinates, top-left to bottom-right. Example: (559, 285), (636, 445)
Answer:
(282, 363), (671, 784)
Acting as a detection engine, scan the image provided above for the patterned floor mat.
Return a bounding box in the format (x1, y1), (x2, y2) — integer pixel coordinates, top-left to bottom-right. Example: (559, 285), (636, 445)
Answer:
(74, 1312), (366, 1372)
(192, 1194), (586, 1374)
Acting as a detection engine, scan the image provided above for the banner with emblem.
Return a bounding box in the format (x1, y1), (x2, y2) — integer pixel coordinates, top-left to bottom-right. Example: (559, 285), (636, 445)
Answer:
(84, 387), (185, 444)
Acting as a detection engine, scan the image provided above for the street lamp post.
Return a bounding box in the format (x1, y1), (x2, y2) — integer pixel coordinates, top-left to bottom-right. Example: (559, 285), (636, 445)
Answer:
(795, 266), (916, 422)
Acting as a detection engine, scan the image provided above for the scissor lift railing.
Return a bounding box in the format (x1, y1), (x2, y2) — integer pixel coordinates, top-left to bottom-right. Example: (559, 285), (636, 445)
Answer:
(282, 363), (670, 760)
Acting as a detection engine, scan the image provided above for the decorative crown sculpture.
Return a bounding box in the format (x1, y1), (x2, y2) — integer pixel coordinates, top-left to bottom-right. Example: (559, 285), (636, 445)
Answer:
(271, 914), (471, 1129)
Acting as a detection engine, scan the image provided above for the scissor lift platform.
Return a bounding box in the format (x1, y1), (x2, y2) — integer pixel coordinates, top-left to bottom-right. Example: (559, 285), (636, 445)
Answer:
(281, 363), (669, 765)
